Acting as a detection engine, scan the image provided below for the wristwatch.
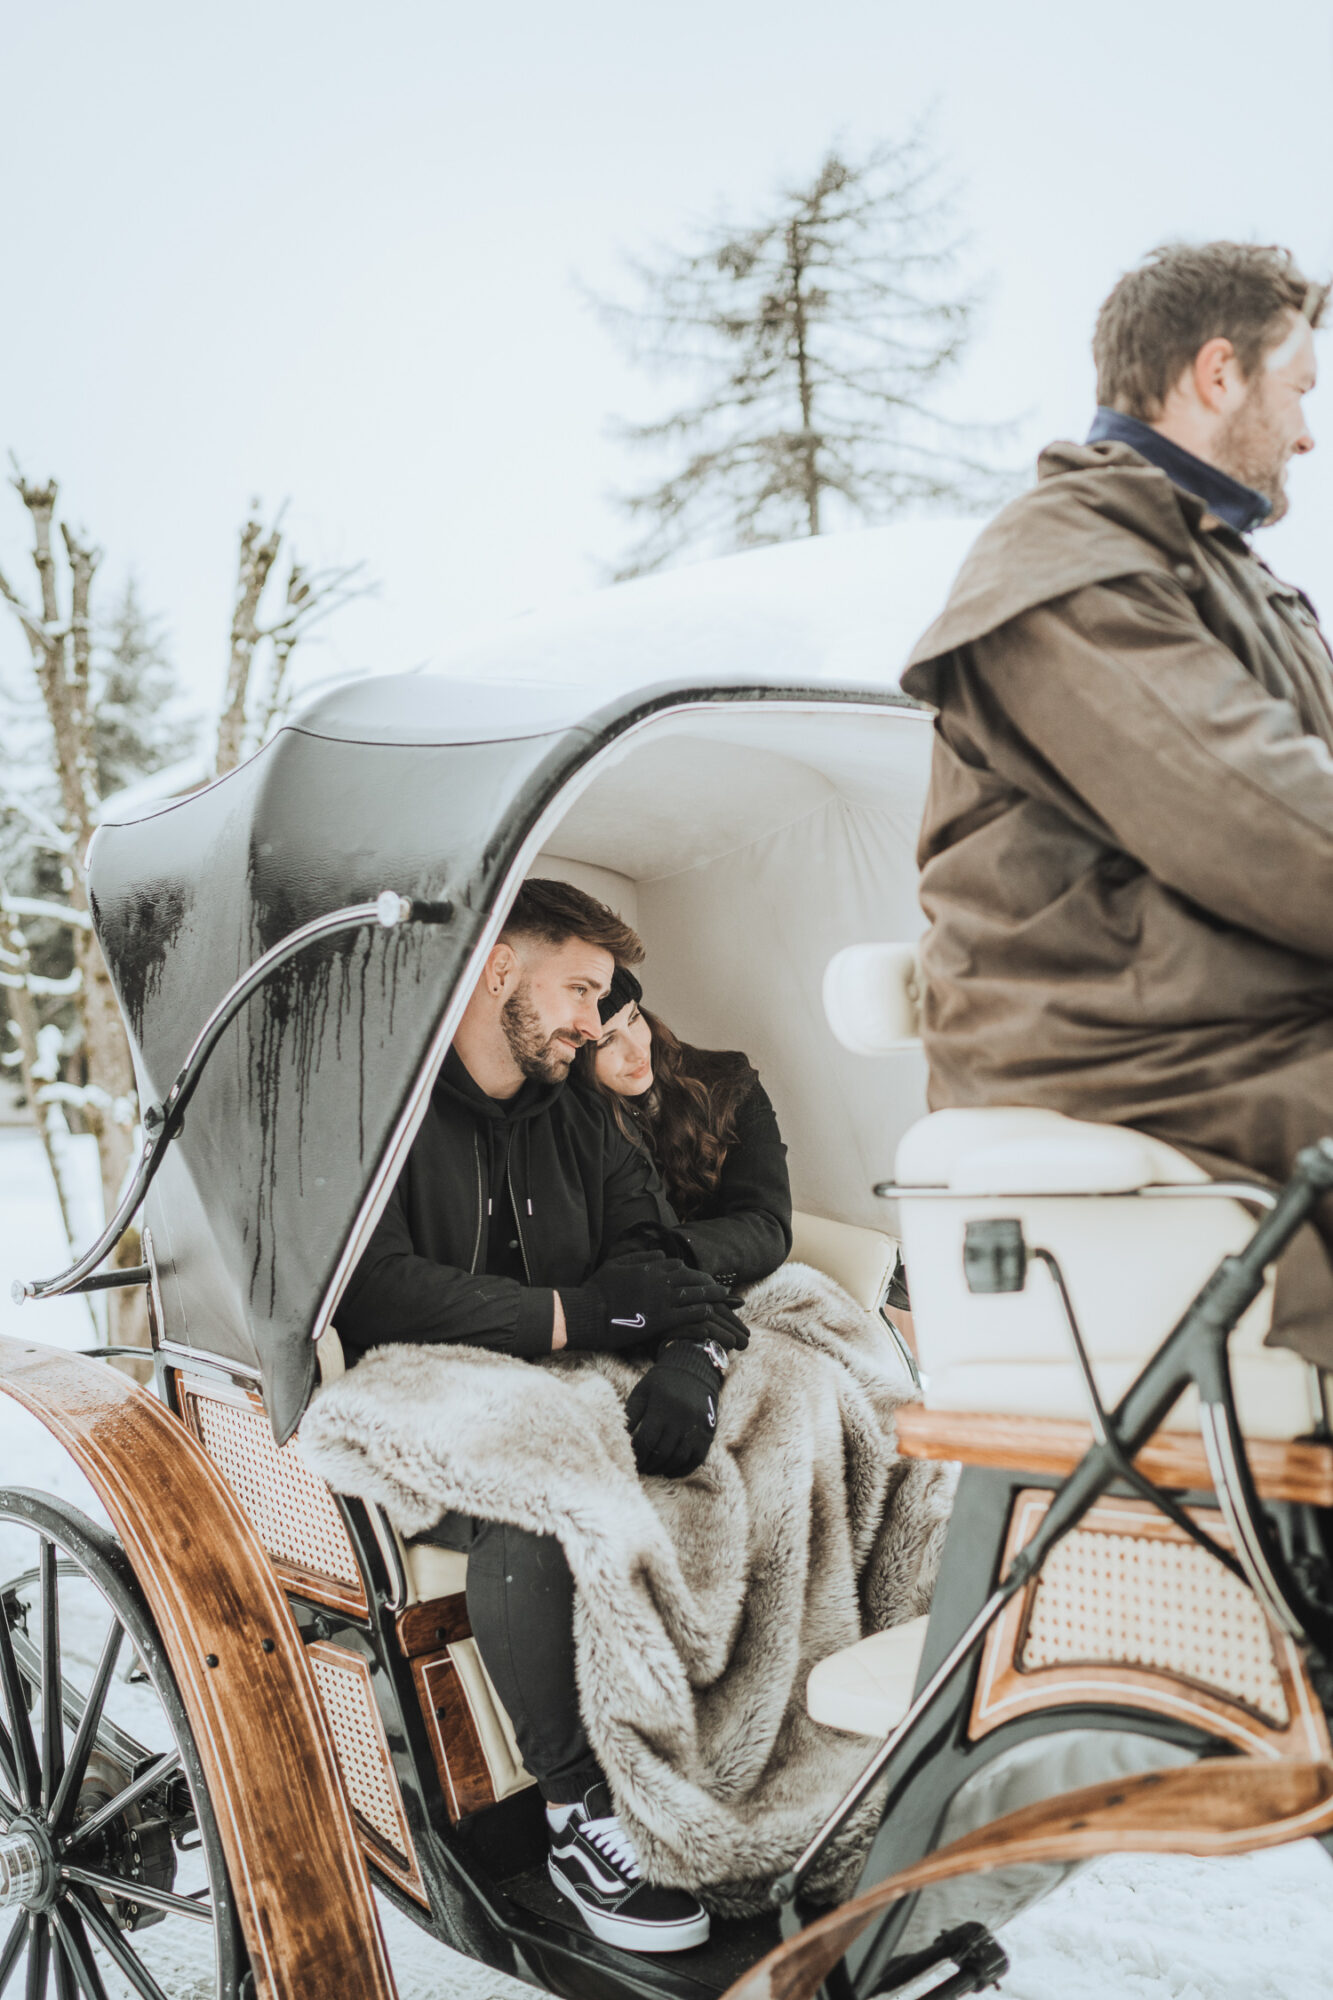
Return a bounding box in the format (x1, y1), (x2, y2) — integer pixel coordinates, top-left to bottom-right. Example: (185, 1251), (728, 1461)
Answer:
(700, 1337), (730, 1376)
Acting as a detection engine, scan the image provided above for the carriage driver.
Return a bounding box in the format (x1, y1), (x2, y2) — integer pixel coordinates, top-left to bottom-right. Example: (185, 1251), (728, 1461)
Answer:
(336, 878), (743, 1954)
(902, 240), (1333, 1367)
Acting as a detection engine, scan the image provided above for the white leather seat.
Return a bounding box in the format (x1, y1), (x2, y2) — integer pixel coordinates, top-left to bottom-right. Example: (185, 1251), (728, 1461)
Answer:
(788, 1209), (900, 1315)
(807, 1615), (931, 1738)
(894, 1107), (1318, 1441)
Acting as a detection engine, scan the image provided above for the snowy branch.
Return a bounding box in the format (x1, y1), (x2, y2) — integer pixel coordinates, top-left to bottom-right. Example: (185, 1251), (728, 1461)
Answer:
(0, 894), (92, 930)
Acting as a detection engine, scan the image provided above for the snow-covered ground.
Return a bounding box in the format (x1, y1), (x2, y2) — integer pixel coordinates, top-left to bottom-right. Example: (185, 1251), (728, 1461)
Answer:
(2, 1123), (1331, 1999)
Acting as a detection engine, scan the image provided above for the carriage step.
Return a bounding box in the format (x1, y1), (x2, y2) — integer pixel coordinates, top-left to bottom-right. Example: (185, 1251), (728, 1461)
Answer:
(867, 1921), (1008, 1997)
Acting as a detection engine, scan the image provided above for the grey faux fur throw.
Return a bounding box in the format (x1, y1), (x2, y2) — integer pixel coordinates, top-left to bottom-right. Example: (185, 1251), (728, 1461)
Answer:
(300, 1263), (955, 1909)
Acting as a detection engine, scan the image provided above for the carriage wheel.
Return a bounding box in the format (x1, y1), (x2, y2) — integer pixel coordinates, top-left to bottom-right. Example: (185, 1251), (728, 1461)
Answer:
(0, 1490), (249, 1998)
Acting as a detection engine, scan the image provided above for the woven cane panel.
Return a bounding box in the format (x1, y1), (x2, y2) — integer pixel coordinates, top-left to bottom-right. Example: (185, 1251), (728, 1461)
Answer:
(186, 1392), (361, 1587)
(309, 1651), (409, 1857)
(1020, 1526), (1290, 1725)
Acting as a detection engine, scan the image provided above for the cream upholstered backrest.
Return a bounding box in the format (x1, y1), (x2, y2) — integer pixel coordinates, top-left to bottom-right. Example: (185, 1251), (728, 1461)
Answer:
(788, 1210), (898, 1314)
(893, 1108), (1317, 1441)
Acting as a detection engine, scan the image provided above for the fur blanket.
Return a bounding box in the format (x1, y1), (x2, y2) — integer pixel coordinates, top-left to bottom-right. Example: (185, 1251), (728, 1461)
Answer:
(300, 1264), (955, 1909)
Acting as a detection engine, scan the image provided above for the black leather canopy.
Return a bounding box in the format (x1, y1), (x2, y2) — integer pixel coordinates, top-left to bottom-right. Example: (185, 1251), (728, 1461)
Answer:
(87, 672), (908, 1440)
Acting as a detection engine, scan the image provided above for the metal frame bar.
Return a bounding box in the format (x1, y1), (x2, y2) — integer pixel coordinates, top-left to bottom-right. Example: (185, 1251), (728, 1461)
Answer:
(874, 1180), (1278, 1208)
(14, 891), (453, 1306)
(777, 1137), (1333, 1901)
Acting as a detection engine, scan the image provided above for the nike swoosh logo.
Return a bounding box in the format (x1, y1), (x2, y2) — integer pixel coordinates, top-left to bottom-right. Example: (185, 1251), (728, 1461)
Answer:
(610, 1314), (646, 1328)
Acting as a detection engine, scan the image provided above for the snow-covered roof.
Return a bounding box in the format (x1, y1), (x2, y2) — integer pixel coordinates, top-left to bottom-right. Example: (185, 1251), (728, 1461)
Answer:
(412, 517), (978, 700)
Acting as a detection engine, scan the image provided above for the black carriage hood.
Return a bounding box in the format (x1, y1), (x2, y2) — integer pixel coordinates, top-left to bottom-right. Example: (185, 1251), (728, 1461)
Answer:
(87, 671), (910, 1441)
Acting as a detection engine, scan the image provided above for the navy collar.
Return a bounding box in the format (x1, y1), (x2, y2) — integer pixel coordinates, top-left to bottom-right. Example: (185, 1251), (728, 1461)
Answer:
(1086, 407), (1271, 535)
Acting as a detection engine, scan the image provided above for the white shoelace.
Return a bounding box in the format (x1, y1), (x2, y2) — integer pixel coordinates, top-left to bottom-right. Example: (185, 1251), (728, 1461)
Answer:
(581, 1813), (642, 1881)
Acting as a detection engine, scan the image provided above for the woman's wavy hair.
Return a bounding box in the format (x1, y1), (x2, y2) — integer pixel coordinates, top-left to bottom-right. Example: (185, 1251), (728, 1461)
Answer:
(581, 1007), (756, 1219)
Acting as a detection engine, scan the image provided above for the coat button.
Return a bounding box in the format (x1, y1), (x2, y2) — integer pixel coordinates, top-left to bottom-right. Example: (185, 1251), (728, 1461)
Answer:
(1174, 562), (1198, 587)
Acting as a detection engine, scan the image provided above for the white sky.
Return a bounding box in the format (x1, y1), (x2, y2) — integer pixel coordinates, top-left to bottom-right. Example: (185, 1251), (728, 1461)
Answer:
(2, 0), (1331, 717)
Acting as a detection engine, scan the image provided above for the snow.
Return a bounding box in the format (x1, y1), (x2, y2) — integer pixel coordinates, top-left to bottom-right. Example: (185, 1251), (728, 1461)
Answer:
(94, 751), (214, 826)
(2, 1124), (1332, 1998)
(352, 517), (982, 712)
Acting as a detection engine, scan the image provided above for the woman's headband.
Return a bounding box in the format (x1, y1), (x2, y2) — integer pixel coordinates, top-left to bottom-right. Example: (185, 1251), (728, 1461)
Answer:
(598, 965), (643, 1025)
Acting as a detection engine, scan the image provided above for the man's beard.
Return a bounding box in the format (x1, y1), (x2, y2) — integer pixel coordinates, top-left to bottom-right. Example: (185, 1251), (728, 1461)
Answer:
(500, 982), (584, 1084)
(1215, 379), (1292, 524)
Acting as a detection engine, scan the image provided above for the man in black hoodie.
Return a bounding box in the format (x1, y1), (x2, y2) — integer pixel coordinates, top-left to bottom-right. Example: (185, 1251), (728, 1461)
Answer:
(337, 880), (739, 1953)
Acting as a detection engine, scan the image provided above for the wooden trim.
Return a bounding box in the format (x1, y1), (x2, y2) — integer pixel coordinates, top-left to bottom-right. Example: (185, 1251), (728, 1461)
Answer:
(0, 1336), (396, 2000)
(969, 1491), (1331, 1761)
(894, 1405), (1333, 1506)
(397, 1594), (473, 1660)
(270, 1558), (368, 1619)
(413, 1652), (500, 1821)
(398, 1598), (513, 1823)
(720, 1759), (1333, 2000)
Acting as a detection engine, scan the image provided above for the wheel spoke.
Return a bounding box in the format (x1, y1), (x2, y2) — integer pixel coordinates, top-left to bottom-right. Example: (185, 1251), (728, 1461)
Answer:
(47, 1622), (122, 1836)
(60, 1751), (179, 1856)
(64, 1894), (166, 2000)
(46, 1910), (106, 2000)
(22, 1914), (47, 2000)
(0, 1722), (22, 1817)
(59, 1866), (214, 1926)
(0, 1913), (25, 1998)
(0, 1615), (39, 1810)
(37, 1547), (62, 1817)
(50, 1935), (73, 2000)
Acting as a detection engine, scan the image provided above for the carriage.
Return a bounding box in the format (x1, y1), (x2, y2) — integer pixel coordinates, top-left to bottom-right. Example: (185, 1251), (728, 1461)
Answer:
(2, 522), (1332, 2000)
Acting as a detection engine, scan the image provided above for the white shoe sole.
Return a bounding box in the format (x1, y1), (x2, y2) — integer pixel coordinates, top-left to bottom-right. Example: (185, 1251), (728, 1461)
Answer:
(547, 1855), (710, 1952)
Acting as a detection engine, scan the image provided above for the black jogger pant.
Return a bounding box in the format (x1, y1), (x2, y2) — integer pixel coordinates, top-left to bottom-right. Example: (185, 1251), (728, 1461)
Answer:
(413, 1511), (604, 1805)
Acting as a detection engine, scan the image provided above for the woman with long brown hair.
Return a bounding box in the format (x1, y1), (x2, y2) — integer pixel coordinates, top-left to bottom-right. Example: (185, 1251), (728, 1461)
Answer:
(581, 966), (792, 1292)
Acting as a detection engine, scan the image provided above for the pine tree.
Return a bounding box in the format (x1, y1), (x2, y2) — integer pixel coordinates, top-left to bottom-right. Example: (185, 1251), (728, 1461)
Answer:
(92, 577), (195, 799)
(592, 133), (1015, 578)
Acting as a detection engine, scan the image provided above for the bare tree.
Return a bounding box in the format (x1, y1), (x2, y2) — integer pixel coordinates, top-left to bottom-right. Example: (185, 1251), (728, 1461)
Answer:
(590, 131), (1016, 578)
(216, 506), (369, 776)
(0, 478), (140, 1266)
(0, 475), (367, 1359)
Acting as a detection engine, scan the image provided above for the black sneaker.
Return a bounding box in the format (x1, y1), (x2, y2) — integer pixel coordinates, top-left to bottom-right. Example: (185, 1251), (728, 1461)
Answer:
(547, 1782), (710, 1953)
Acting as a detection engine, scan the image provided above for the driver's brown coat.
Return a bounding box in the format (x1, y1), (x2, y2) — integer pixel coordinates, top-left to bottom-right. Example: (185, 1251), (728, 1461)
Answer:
(901, 440), (1333, 1363)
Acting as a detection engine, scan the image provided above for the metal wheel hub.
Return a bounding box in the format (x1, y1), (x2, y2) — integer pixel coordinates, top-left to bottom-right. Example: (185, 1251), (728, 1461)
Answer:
(0, 1815), (57, 1913)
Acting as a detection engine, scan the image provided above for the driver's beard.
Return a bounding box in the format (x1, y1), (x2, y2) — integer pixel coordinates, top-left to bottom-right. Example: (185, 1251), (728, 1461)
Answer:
(500, 981), (582, 1084)
(1215, 378), (1292, 524)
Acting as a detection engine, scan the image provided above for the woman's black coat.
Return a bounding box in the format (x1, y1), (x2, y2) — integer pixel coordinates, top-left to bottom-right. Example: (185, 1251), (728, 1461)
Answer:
(651, 1076), (793, 1292)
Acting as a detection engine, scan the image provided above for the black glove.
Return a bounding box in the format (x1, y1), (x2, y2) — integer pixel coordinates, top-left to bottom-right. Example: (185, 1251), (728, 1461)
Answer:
(625, 1226), (750, 1351)
(560, 1252), (731, 1354)
(698, 1301), (750, 1352)
(625, 1341), (723, 1478)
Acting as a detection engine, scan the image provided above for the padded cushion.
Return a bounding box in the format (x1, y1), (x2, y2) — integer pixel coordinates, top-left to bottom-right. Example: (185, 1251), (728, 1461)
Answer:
(402, 1542), (470, 1600)
(448, 1638), (537, 1800)
(788, 1210), (899, 1314)
(807, 1615), (930, 1738)
(822, 942), (923, 1055)
(896, 1106), (1210, 1195)
(892, 1109), (1318, 1441)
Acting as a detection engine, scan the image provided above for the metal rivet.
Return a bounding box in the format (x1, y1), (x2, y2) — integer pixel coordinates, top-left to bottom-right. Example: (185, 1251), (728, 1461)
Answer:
(204, 1654), (219, 1668)
(261, 1639), (275, 1654)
